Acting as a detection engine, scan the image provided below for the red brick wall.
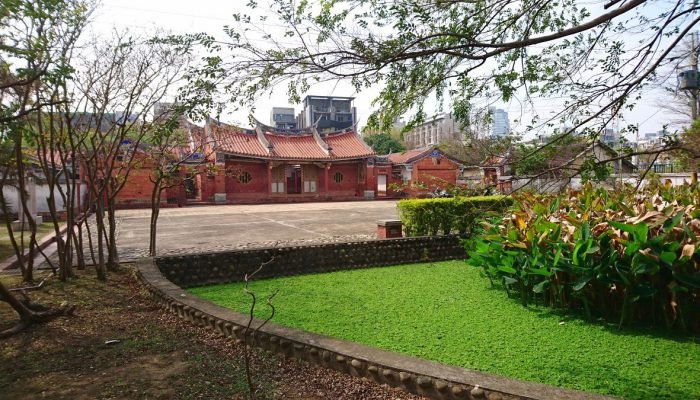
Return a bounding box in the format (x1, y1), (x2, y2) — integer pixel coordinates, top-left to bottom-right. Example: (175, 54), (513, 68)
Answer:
(327, 163), (359, 195)
(115, 167), (154, 204)
(111, 154), (160, 206)
(414, 155), (459, 189)
(225, 161), (269, 198)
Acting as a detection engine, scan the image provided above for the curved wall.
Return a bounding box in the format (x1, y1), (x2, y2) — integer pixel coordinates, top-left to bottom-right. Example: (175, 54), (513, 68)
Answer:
(138, 237), (612, 400)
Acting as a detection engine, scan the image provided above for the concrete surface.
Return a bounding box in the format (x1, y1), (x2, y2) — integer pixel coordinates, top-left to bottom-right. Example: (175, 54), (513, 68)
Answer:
(116, 201), (399, 258)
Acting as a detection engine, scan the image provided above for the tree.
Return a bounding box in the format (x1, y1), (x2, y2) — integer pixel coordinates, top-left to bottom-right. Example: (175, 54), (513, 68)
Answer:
(184, 0), (699, 182)
(67, 32), (190, 280)
(362, 132), (405, 154)
(142, 119), (215, 256)
(0, 0), (89, 336)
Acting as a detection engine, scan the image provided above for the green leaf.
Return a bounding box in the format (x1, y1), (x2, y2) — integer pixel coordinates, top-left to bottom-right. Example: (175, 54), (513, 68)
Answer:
(503, 276), (518, 286)
(673, 271), (700, 289)
(585, 246), (600, 254)
(663, 211), (684, 230)
(659, 251), (677, 266)
(572, 275), (592, 291)
(532, 280), (549, 293)
(498, 266), (517, 274)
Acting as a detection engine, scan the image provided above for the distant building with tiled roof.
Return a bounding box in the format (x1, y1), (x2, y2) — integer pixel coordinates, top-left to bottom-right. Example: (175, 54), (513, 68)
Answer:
(185, 119), (376, 203)
(371, 147), (464, 197)
(113, 116), (466, 207)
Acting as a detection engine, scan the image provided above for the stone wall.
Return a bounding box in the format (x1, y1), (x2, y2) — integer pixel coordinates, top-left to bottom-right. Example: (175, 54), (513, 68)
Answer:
(156, 235), (465, 288)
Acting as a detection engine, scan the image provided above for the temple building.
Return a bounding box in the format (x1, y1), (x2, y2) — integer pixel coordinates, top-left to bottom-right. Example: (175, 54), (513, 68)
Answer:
(112, 118), (464, 207)
(193, 120), (375, 203)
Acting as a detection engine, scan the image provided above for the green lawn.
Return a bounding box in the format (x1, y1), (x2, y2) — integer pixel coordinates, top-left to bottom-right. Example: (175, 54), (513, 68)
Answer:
(0, 222), (57, 261)
(189, 261), (700, 399)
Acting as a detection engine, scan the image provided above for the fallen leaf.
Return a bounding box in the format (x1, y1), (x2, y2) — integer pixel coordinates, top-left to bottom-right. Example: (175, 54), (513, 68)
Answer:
(682, 244), (695, 259)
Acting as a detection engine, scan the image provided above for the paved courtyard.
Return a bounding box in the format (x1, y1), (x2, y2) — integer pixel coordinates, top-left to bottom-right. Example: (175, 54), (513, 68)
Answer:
(116, 200), (398, 260)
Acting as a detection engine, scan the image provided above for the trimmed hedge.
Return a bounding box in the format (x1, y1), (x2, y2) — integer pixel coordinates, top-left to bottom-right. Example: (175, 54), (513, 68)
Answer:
(397, 196), (513, 236)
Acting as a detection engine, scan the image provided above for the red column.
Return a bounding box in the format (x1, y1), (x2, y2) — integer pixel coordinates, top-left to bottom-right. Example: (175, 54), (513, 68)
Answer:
(324, 163), (330, 193)
(267, 162), (273, 194)
(215, 173), (225, 193)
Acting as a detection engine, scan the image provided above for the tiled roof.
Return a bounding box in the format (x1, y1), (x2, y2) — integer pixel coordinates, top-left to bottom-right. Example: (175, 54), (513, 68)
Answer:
(215, 127), (268, 157)
(482, 154), (511, 167)
(387, 148), (432, 164)
(266, 133), (328, 159)
(325, 131), (375, 159)
(212, 123), (374, 160)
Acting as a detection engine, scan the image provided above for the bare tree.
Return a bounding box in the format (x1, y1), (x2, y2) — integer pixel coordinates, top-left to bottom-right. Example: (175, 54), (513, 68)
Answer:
(1, 0), (91, 281)
(143, 117), (216, 256)
(68, 32), (190, 280)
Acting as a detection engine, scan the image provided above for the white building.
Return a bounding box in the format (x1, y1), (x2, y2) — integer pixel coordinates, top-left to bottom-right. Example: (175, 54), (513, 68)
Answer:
(402, 113), (464, 149)
(296, 95), (357, 131)
(270, 107), (297, 130)
(489, 107), (510, 137)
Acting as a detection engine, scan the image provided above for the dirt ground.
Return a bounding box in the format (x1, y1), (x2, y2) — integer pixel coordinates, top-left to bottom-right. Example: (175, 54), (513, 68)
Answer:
(0, 267), (423, 400)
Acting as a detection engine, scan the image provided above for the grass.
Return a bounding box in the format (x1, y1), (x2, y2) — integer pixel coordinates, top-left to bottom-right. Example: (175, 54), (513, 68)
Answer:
(190, 261), (700, 400)
(0, 222), (57, 260)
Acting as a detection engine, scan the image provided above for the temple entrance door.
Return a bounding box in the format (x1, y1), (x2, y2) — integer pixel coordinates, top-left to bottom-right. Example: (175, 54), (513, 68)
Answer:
(287, 165), (302, 194)
(184, 173), (198, 199)
(377, 174), (387, 197)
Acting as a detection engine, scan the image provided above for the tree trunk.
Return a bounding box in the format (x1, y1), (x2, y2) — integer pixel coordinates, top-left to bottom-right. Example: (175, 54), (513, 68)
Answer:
(0, 280), (34, 320)
(0, 280), (74, 339)
(13, 133), (38, 282)
(106, 195), (119, 272)
(148, 181), (163, 257)
(94, 198), (107, 281)
(0, 189), (27, 274)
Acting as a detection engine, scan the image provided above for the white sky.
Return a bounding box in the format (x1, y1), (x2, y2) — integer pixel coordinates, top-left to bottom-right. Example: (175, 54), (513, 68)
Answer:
(91, 0), (681, 138)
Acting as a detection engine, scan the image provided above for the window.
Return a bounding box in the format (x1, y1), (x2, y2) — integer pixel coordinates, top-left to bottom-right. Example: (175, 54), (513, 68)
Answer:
(271, 182), (285, 192)
(239, 171), (252, 183)
(333, 172), (343, 183)
(271, 166), (285, 193)
(302, 165), (317, 192)
(303, 180), (316, 192)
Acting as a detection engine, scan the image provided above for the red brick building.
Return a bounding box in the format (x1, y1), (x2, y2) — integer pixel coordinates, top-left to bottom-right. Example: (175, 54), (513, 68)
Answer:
(110, 121), (464, 206)
(366, 147), (462, 197)
(190, 121), (376, 203)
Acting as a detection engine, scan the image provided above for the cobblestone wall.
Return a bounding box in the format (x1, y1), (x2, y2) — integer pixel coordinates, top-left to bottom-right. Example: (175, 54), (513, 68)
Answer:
(155, 235), (465, 288)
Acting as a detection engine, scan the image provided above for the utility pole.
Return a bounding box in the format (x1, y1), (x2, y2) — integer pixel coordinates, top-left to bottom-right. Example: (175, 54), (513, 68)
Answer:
(694, 32), (699, 183)
(692, 32), (699, 120)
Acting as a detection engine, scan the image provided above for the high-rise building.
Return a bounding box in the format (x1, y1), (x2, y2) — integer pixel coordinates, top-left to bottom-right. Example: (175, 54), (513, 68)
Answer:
(401, 113), (463, 149)
(601, 128), (618, 145)
(296, 95), (357, 131)
(489, 107), (510, 137)
(270, 107), (297, 130)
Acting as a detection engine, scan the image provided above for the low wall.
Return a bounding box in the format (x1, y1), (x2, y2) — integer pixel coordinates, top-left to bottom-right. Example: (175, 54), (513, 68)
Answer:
(137, 250), (612, 400)
(140, 238), (614, 400)
(155, 236), (466, 288)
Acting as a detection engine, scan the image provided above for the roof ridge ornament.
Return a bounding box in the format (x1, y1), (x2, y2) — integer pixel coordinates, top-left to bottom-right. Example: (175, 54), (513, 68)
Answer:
(311, 125), (332, 155)
(254, 125), (273, 154)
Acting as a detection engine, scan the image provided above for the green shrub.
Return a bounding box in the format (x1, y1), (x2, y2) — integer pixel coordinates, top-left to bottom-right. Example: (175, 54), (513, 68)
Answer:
(397, 196), (512, 237)
(467, 182), (700, 333)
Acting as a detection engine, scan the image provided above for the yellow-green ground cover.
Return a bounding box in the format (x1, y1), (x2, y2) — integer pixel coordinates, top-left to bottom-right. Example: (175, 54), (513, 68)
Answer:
(190, 261), (700, 400)
(0, 222), (56, 260)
